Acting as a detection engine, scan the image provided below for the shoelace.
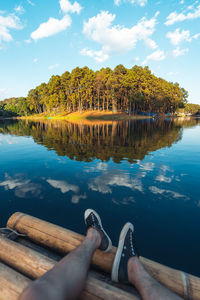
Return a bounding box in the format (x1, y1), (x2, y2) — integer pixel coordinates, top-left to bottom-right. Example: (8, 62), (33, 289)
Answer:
(122, 230), (135, 257)
(87, 213), (101, 230)
(129, 230), (136, 256)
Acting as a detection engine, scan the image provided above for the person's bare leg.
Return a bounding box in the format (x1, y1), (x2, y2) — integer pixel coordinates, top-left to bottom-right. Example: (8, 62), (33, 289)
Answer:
(128, 256), (183, 300)
(19, 228), (101, 300)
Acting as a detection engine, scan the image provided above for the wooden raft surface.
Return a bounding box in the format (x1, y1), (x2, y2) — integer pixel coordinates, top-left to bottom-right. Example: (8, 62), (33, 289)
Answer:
(0, 212), (198, 300)
(0, 231), (139, 300)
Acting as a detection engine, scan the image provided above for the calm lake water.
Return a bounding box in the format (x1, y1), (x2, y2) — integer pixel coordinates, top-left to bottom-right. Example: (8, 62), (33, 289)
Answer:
(0, 118), (200, 276)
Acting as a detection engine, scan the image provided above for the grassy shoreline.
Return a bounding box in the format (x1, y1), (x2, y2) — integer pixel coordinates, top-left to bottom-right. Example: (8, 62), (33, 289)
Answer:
(18, 111), (154, 121)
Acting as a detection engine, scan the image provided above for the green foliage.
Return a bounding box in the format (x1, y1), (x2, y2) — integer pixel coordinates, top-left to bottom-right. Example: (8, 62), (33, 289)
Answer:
(0, 97), (30, 117)
(183, 103), (200, 114)
(0, 65), (191, 116)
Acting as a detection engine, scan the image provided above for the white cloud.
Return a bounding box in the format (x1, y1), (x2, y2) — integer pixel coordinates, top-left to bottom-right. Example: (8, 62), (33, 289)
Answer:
(114, 0), (147, 7)
(49, 63), (60, 70)
(142, 49), (165, 65)
(15, 182), (41, 198)
(149, 186), (189, 200)
(0, 177), (23, 190)
(84, 162), (108, 173)
(14, 5), (25, 15)
(112, 196), (136, 205)
(145, 38), (158, 49)
(96, 162), (108, 171)
(27, 0), (35, 5)
(165, 4), (200, 25)
(193, 33), (200, 39)
(0, 14), (23, 46)
(122, 196), (135, 205)
(81, 10), (159, 62)
(166, 28), (191, 45)
(5, 138), (18, 145)
(89, 171), (143, 194)
(160, 164), (171, 173)
(0, 88), (6, 95)
(0, 174), (41, 198)
(80, 47), (109, 63)
(155, 175), (172, 183)
(180, 0), (184, 4)
(187, 5), (194, 11)
(31, 15), (71, 40)
(60, 0), (82, 14)
(139, 162), (155, 171)
(71, 193), (87, 204)
(138, 0), (147, 6)
(0, 135), (19, 145)
(33, 58), (38, 63)
(25, 39), (31, 44)
(172, 47), (189, 57)
(46, 179), (79, 193)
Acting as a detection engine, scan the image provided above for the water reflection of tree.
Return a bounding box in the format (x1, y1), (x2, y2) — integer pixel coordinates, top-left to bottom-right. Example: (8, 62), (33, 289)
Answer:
(0, 118), (199, 163)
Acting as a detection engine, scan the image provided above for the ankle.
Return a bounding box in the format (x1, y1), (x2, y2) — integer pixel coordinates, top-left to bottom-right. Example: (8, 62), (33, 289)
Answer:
(86, 227), (102, 248)
(128, 256), (143, 284)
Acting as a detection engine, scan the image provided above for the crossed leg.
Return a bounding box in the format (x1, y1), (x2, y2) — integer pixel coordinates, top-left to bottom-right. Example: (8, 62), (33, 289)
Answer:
(19, 228), (101, 300)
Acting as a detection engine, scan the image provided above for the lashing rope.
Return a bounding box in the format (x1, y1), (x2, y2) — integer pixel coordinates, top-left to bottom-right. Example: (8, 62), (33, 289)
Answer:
(0, 227), (26, 238)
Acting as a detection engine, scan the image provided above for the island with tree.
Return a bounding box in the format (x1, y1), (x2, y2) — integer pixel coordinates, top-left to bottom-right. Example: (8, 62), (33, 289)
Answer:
(0, 64), (199, 120)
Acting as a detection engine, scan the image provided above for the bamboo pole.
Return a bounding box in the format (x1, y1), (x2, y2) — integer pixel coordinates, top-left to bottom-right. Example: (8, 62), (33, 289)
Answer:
(0, 262), (30, 300)
(7, 212), (200, 300)
(0, 236), (55, 279)
(7, 212), (116, 272)
(0, 236), (139, 300)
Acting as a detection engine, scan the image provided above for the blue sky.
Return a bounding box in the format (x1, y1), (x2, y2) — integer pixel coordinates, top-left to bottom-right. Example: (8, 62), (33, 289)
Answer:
(0, 0), (200, 104)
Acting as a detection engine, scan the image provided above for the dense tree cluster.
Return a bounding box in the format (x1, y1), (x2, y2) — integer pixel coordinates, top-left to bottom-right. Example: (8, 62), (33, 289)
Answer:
(0, 65), (189, 117)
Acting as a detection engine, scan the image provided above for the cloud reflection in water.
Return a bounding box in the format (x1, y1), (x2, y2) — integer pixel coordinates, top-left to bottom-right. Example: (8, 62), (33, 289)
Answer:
(0, 173), (41, 198)
(46, 179), (79, 194)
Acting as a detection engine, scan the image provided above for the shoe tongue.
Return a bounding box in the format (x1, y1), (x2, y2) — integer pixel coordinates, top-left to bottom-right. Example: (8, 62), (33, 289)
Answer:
(86, 215), (94, 227)
(99, 234), (109, 251)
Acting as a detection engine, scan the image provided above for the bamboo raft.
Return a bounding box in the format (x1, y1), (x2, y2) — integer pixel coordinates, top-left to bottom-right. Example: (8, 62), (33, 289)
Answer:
(0, 213), (199, 300)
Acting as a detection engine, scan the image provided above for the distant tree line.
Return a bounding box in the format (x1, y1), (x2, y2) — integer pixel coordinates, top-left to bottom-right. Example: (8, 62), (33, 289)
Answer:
(181, 103), (200, 115)
(0, 65), (191, 117)
(0, 97), (28, 117)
